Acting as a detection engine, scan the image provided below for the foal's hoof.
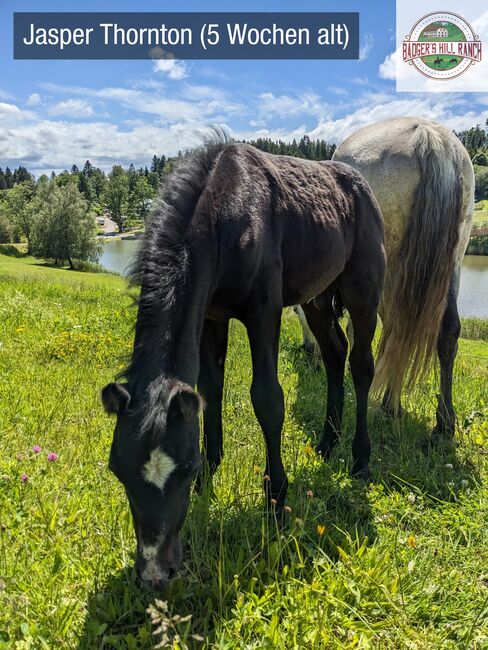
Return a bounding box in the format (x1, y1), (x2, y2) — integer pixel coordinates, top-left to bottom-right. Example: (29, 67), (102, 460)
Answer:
(422, 429), (456, 454)
(351, 464), (370, 482)
(266, 503), (287, 528)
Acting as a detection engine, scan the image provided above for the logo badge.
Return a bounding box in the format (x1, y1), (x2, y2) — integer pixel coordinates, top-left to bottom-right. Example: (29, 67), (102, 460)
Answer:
(402, 11), (482, 80)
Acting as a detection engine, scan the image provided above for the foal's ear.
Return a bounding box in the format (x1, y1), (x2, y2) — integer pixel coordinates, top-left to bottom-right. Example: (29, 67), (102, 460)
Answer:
(101, 382), (131, 414)
(168, 384), (203, 422)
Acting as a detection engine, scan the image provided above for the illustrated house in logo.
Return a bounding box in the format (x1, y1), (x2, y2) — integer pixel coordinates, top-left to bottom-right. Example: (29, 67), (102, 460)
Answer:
(422, 24), (449, 38)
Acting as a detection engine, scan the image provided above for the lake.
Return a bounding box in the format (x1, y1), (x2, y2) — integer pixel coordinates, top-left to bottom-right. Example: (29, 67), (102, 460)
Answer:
(100, 239), (488, 318)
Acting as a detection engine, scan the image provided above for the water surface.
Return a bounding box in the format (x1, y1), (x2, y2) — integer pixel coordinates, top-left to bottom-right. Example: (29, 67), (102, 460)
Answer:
(100, 240), (488, 318)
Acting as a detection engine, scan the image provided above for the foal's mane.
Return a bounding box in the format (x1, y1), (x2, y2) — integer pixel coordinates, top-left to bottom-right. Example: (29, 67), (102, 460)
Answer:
(123, 131), (229, 383)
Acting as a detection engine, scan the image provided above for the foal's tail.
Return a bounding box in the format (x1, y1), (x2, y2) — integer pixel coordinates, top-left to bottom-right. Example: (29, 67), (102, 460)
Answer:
(372, 123), (465, 407)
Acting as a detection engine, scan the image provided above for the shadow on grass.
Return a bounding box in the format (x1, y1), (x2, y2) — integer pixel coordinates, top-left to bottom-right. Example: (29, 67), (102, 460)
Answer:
(30, 259), (117, 275)
(287, 341), (481, 502)
(76, 566), (153, 649)
(77, 474), (376, 648)
(0, 244), (27, 258)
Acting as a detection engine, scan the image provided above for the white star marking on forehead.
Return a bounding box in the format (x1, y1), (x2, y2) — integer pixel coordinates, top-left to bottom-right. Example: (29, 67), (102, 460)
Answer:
(142, 448), (176, 490)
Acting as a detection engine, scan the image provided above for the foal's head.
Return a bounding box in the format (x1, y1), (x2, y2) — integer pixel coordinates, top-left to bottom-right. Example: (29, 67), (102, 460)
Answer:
(101, 378), (202, 591)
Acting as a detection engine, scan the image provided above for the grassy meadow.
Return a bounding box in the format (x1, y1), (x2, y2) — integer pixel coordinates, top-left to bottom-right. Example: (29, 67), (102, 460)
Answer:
(474, 201), (488, 228)
(0, 250), (487, 649)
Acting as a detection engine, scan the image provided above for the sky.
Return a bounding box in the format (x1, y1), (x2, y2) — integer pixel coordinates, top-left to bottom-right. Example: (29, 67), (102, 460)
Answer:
(1, 0), (488, 176)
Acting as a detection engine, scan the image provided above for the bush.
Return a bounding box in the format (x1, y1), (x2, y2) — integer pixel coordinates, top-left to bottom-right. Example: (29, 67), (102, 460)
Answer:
(31, 181), (102, 269)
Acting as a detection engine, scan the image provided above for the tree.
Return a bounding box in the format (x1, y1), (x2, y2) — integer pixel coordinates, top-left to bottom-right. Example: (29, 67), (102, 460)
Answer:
(0, 214), (12, 243)
(13, 166), (32, 184)
(4, 167), (13, 189)
(105, 165), (129, 232)
(474, 165), (488, 201)
(2, 181), (36, 252)
(472, 150), (488, 167)
(131, 175), (155, 220)
(31, 181), (101, 269)
(78, 173), (94, 204)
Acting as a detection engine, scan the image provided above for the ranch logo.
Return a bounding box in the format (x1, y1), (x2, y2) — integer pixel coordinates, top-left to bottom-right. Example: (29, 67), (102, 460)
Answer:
(402, 11), (482, 80)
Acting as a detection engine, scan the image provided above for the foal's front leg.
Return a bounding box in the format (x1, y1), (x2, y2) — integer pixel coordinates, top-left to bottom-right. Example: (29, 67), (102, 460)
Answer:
(196, 318), (229, 489)
(246, 306), (288, 514)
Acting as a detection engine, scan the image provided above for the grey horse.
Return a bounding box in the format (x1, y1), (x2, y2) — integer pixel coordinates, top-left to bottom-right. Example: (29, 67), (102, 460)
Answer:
(296, 116), (474, 438)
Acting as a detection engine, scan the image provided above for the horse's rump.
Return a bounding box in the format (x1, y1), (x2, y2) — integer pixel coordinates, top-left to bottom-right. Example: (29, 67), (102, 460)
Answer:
(335, 117), (474, 406)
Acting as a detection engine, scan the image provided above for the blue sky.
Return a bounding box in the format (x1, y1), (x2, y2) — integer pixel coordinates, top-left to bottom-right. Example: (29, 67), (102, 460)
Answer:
(1, 0), (487, 175)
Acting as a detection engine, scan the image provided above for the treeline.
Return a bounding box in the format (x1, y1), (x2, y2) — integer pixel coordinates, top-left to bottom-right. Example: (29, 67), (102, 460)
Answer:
(1, 125), (488, 268)
(455, 121), (488, 201)
(243, 135), (336, 160)
(0, 166), (32, 189)
(0, 155), (174, 247)
(0, 152), (182, 267)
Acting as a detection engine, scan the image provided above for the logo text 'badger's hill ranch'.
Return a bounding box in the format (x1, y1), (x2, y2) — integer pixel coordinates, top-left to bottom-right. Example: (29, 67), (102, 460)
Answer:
(402, 11), (482, 80)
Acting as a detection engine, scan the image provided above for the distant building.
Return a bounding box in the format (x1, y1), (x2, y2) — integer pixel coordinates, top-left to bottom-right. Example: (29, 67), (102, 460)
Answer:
(423, 25), (449, 38)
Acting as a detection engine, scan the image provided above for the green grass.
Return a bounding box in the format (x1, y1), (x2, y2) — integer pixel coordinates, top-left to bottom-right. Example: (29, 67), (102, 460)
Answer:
(473, 202), (488, 228)
(461, 317), (488, 341)
(0, 254), (487, 649)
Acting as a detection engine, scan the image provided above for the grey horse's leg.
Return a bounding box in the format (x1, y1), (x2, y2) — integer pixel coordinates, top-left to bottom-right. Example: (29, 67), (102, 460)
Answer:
(247, 303), (288, 513)
(432, 276), (461, 439)
(196, 318), (229, 488)
(294, 305), (318, 355)
(381, 386), (403, 417)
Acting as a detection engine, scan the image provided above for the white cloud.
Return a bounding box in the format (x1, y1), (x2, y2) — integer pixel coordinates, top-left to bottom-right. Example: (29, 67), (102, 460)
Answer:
(48, 99), (94, 117)
(0, 102), (33, 125)
(41, 82), (245, 124)
(26, 93), (42, 106)
(0, 102), (24, 118)
(152, 59), (188, 80)
(3, 67), (487, 178)
(0, 116), (222, 175)
(307, 93), (485, 144)
(327, 86), (349, 96)
(359, 34), (374, 61)
(378, 51), (396, 80)
(257, 92), (328, 120)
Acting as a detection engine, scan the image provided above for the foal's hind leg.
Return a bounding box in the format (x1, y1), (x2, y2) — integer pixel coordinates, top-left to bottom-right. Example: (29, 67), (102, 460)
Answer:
(196, 319), (229, 488)
(432, 278), (461, 440)
(340, 280), (380, 480)
(246, 304), (288, 513)
(302, 297), (347, 458)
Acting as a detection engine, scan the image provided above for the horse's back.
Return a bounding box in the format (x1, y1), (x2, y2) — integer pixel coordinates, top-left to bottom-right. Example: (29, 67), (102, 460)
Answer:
(203, 144), (384, 308)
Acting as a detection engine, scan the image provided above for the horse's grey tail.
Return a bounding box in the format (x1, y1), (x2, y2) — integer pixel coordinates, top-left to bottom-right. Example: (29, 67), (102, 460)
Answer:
(372, 123), (466, 408)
